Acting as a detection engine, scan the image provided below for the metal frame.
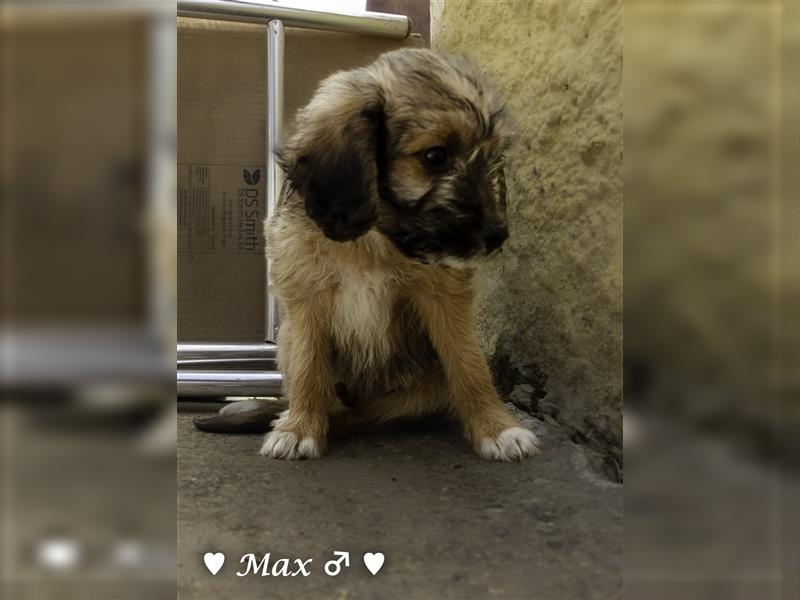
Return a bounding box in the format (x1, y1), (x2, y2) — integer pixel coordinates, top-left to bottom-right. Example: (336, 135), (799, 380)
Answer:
(178, 343), (277, 366)
(265, 19), (284, 344)
(178, 370), (283, 396)
(176, 1), (411, 398)
(177, 0), (411, 38)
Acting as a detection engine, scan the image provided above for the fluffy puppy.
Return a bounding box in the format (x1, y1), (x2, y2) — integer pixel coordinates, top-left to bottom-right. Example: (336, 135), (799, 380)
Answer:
(207, 48), (540, 461)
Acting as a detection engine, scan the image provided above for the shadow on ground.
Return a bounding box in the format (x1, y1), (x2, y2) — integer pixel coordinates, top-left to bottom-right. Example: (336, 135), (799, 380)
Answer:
(178, 404), (622, 600)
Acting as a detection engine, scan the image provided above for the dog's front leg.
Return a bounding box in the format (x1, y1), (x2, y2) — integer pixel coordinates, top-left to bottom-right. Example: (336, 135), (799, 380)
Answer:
(260, 303), (333, 460)
(412, 285), (540, 462)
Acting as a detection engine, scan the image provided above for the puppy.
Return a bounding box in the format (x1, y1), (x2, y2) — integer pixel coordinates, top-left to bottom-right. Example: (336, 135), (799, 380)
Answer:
(201, 48), (540, 462)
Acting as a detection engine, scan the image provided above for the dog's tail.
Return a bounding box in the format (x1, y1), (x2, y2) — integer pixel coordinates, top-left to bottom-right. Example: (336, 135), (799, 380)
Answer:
(192, 398), (289, 434)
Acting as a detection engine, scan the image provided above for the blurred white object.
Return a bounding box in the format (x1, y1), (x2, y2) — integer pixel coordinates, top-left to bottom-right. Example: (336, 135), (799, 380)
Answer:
(36, 538), (81, 571)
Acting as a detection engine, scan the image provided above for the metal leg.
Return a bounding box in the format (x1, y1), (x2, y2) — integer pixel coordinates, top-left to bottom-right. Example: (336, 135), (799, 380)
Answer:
(265, 19), (284, 344)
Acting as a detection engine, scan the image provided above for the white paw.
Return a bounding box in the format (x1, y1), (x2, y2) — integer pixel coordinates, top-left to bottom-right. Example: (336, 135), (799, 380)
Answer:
(478, 426), (540, 462)
(259, 429), (321, 460)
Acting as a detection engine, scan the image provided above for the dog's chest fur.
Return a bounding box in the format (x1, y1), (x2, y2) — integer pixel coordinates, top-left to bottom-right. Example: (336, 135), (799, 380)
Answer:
(332, 266), (395, 369)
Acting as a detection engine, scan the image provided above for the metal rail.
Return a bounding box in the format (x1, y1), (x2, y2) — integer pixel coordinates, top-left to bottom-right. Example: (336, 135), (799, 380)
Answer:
(177, 0), (411, 39)
(178, 342), (277, 362)
(178, 370), (283, 397)
(178, 342), (278, 360)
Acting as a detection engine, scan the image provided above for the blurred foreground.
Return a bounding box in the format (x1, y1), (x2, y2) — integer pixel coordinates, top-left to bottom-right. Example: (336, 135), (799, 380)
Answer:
(1, 1), (176, 597)
(624, 2), (797, 598)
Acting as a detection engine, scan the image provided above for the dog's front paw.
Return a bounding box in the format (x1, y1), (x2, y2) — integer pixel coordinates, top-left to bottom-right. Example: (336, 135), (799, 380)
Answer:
(259, 429), (322, 460)
(259, 410), (325, 460)
(477, 426), (540, 462)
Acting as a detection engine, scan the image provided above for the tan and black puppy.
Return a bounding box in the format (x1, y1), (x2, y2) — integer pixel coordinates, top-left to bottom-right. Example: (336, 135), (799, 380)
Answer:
(202, 48), (540, 462)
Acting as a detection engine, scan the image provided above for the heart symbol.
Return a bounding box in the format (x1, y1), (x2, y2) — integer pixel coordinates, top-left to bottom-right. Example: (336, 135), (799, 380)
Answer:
(363, 552), (384, 575)
(203, 552), (225, 575)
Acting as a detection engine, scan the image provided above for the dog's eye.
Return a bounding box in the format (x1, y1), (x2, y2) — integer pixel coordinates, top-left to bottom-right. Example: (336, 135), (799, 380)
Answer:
(421, 146), (448, 169)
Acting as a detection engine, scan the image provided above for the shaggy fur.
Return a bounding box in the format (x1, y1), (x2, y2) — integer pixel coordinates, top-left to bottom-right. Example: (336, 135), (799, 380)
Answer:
(198, 49), (540, 462)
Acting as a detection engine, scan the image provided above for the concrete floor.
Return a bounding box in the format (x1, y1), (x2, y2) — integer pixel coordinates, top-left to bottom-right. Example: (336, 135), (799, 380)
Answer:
(178, 404), (622, 600)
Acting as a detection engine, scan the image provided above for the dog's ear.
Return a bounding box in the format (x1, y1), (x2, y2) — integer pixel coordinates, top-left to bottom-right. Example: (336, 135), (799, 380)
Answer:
(280, 71), (385, 242)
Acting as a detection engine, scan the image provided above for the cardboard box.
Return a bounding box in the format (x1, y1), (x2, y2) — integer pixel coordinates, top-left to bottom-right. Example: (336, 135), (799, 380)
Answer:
(177, 18), (422, 342)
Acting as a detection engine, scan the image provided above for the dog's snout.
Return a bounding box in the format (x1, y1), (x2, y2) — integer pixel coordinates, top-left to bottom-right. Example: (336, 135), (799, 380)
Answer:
(482, 222), (509, 253)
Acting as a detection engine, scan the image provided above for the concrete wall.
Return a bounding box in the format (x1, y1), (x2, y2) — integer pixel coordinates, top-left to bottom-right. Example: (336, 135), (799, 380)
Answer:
(431, 1), (623, 458)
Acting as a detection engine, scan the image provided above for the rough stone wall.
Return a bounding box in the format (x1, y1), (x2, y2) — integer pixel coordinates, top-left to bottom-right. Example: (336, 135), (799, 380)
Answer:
(623, 3), (792, 457)
(430, 2), (623, 458)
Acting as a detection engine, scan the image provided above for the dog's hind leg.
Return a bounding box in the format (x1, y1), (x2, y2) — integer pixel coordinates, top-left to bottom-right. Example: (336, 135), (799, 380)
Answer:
(326, 370), (453, 439)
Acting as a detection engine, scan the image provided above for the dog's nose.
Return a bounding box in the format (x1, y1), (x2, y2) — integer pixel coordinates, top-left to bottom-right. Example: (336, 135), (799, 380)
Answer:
(482, 223), (509, 253)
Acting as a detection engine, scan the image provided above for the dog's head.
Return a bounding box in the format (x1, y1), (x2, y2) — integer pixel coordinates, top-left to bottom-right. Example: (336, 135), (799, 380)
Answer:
(280, 48), (512, 262)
